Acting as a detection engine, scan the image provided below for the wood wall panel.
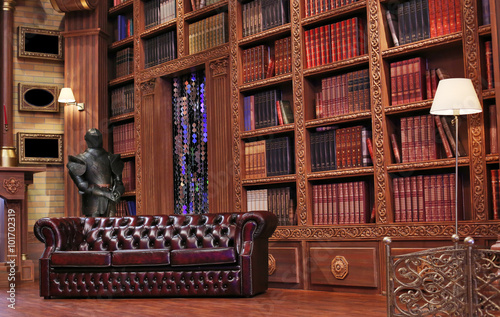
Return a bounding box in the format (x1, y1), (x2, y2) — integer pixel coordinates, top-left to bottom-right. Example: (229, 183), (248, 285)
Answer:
(138, 78), (174, 215)
(207, 58), (234, 213)
(63, 2), (109, 217)
(269, 245), (301, 285)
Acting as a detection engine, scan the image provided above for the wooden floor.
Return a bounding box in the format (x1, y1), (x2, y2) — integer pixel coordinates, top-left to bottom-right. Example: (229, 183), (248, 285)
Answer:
(0, 282), (387, 316)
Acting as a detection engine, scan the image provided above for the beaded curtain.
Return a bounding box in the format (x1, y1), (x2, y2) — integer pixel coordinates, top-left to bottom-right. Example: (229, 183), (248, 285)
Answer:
(172, 70), (208, 214)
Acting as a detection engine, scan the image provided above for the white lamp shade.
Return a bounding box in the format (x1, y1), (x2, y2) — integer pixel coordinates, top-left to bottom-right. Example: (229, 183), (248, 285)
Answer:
(430, 78), (482, 115)
(58, 88), (76, 103)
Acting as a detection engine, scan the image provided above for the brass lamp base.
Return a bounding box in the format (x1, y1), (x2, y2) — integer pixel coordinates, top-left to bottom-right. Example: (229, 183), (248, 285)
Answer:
(1, 146), (18, 167)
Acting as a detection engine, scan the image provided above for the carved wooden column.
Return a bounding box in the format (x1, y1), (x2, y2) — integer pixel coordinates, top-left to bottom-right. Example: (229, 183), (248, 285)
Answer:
(0, 0), (18, 167)
(207, 58), (234, 213)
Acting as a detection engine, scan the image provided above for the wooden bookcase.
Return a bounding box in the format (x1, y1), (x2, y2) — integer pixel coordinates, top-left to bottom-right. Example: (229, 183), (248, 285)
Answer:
(103, 0), (500, 293)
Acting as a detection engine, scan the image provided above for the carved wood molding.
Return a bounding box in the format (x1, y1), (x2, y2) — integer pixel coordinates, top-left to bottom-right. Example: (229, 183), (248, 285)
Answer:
(271, 223), (500, 240)
(382, 32), (462, 57)
(177, 0), (185, 57)
(138, 44), (229, 81)
(301, 0), (366, 26)
(307, 167), (374, 179)
(209, 58), (229, 77)
(463, 0), (486, 220)
(229, 0), (242, 212)
(306, 111), (371, 127)
(3, 177), (22, 195)
(386, 157), (470, 172)
(292, 0), (306, 226)
(384, 100), (433, 114)
(368, 0), (387, 224)
(134, 0), (142, 215)
(140, 78), (156, 95)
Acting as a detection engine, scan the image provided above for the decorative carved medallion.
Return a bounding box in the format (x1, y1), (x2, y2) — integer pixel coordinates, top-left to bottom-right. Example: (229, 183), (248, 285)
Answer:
(268, 254), (276, 276)
(209, 58), (229, 77)
(140, 79), (156, 95)
(331, 256), (348, 280)
(3, 177), (22, 195)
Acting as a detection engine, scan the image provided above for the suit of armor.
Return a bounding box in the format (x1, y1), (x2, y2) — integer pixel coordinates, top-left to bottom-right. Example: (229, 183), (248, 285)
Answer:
(67, 128), (125, 217)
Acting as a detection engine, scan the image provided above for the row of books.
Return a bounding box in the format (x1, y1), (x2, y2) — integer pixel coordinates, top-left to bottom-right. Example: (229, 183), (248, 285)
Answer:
(244, 136), (295, 179)
(189, 12), (228, 55)
(311, 125), (372, 171)
(112, 122), (135, 154)
(115, 200), (137, 217)
(110, 84), (134, 117)
(315, 69), (370, 119)
(393, 173), (456, 222)
(247, 187), (296, 226)
(490, 104), (498, 154)
(144, 0), (176, 30)
(243, 89), (294, 130)
(305, 0), (360, 18)
(274, 37), (292, 76)
(144, 30), (176, 69)
(485, 41), (495, 90)
(242, 44), (272, 83)
(115, 47), (133, 79)
(190, 0), (221, 11)
(390, 57), (439, 105)
(241, 0), (289, 38)
(394, 114), (463, 163)
(492, 169), (500, 220)
(122, 161), (136, 192)
(312, 181), (371, 225)
(116, 15), (133, 42)
(385, 0), (461, 47)
(305, 17), (366, 68)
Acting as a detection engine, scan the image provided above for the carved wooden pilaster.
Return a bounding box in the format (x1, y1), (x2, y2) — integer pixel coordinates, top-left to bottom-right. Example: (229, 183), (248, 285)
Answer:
(229, 0), (241, 212)
(177, 0), (185, 57)
(463, 0), (487, 220)
(368, 0), (387, 224)
(292, 0), (306, 226)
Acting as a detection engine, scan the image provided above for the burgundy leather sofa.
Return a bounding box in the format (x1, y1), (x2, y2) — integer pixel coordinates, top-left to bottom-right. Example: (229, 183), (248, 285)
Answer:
(34, 211), (277, 298)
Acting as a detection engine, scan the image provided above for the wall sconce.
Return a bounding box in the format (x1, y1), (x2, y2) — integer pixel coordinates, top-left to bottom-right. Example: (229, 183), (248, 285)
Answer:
(58, 87), (84, 111)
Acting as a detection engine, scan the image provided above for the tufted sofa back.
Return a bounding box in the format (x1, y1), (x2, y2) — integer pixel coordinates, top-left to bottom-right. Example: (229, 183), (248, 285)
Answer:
(70, 214), (240, 252)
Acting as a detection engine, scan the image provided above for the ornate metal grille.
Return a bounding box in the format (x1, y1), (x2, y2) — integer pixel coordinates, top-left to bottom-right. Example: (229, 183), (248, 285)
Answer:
(385, 237), (500, 316)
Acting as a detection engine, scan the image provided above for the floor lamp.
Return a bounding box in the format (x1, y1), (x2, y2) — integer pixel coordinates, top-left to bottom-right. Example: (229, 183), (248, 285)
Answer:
(430, 78), (482, 239)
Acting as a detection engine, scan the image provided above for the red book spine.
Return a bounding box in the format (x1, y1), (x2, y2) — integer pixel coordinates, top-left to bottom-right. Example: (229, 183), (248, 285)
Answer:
(319, 25), (326, 66)
(436, 174), (444, 221)
(454, 0), (461, 31)
(313, 185), (319, 224)
(347, 18), (353, 59)
(325, 26), (332, 64)
(305, 30), (312, 68)
(332, 183), (339, 224)
(348, 181), (355, 224)
(402, 59), (410, 103)
(366, 137), (375, 163)
(421, 115), (429, 161)
(411, 176), (418, 222)
(436, 0), (443, 36)
(352, 17), (359, 57)
(405, 177), (412, 221)
(341, 20), (347, 60)
(490, 104), (498, 154)
(429, 175), (437, 221)
(338, 183), (345, 224)
(393, 178), (401, 222)
(434, 115), (453, 158)
(492, 170), (499, 220)
(448, 0), (456, 33)
(442, 0), (450, 35)
(354, 181), (360, 223)
(449, 173), (456, 221)
(407, 116), (415, 162)
(417, 175), (424, 222)
(423, 175), (430, 222)
(426, 68), (432, 100)
(408, 58), (416, 103)
(390, 133), (401, 163)
(276, 101), (284, 125)
(327, 183), (333, 225)
(314, 27), (321, 67)
(321, 183), (327, 225)
(401, 117), (408, 162)
(486, 41), (494, 89)
(443, 174), (452, 221)
(336, 21), (341, 62)
(428, 113), (437, 160)
(415, 57), (426, 101)
(414, 115), (422, 161)
(345, 181), (352, 224)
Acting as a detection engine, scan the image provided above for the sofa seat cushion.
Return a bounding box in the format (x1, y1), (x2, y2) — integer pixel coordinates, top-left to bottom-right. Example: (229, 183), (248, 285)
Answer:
(51, 251), (111, 267)
(112, 249), (170, 267)
(170, 247), (237, 267)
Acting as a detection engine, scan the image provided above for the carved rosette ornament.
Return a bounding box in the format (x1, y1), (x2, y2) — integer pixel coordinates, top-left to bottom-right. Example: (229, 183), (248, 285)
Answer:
(268, 254), (276, 276)
(209, 58), (229, 77)
(331, 256), (348, 280)
(140, 79), (156, 95)
(3, 177), (21, 195)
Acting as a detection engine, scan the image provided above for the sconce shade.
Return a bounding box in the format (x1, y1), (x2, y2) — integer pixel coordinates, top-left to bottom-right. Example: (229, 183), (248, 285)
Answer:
(58, 88), (76, 103)
(430, 78), (482, 116)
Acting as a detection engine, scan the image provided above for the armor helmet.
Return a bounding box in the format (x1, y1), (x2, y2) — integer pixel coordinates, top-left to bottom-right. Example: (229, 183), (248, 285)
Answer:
(84, 128), (103, 148)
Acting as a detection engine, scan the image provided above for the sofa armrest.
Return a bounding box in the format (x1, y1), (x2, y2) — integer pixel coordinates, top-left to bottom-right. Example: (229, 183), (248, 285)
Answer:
(235, 211), (277, 256)
(34, 217), (85, 257)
